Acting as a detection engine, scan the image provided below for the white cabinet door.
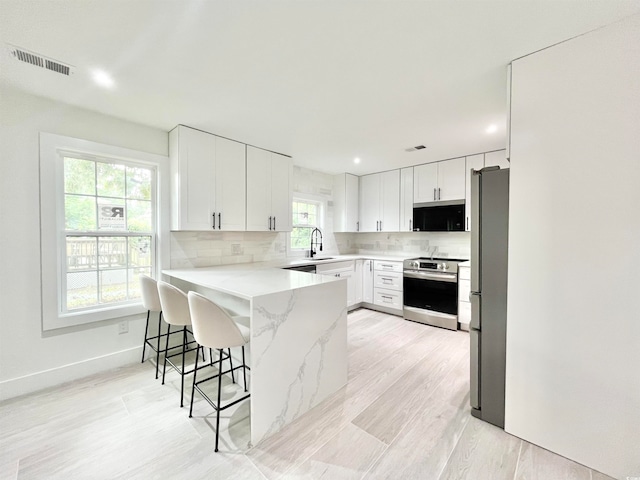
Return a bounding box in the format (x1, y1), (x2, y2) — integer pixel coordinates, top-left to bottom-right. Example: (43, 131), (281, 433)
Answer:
(346, 173), (360, 232)
(374, 288), (403, 310)
(400, 167), (414, 232)
(374, 271), (402, 290)
(359, 173), (381, 232)
(170, 126), (216, 231)
(484, 150), (509, 169)
(215, 136), (246, 231)
(333, 173), (360, 232)
(380, 169), (400, 232)
(270, 152), (292, 232)
(341, 270), (355, 307)
(246, 146), (271, 231)
(413, 162), (438, 203)
(362, 259), (374, 303)
(354, 259), (363, 304)
(437, 157), (466, 201)
(465, 154), (484, 232)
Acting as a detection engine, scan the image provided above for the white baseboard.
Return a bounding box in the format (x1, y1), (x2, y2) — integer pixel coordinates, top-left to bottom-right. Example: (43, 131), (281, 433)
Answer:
(0, 346), (142, 402)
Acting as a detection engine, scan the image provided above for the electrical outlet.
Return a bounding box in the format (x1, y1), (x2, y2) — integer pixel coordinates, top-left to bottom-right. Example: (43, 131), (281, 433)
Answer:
(118, 321), (128, 334)
(232, 243), (242, 255)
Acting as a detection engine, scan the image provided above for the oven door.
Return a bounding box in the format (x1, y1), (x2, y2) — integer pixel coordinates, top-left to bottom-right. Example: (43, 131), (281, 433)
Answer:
(403, 270), (458, 315)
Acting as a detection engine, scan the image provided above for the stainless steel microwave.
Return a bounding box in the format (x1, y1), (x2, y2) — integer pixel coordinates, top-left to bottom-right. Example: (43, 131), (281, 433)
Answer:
(412, 202), (465, 232)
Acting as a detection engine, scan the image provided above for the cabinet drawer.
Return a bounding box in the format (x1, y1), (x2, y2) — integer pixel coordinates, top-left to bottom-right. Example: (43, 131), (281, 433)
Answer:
(458, 279), (471, 304)
(374, 271), (402, 291)
(373, 260), (402, 273)
(458, 300), (471, 326)
(459, 266), (471, 280)
(374, 288), (403, 310)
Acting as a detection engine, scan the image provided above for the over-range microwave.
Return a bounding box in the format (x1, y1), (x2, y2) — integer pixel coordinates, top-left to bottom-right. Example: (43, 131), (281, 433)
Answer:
(412, 202), (465, 232)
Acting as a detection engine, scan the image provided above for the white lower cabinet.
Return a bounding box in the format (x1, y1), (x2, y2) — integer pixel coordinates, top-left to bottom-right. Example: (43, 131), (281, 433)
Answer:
(316, 261), (356, 308)
(458, 264), (471, 330)
(372, 260), (403, 314)
(362, 259), (374, 304)
(374, 288), (403, 310)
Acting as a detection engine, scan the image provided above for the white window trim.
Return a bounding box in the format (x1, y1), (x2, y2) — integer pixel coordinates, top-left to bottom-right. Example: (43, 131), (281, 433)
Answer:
(288, 193), (325, 258)
(39, 133), (170, 331)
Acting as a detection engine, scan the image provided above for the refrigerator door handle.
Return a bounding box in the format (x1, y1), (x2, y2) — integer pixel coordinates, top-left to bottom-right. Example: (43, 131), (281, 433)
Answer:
(470, 291), (481, 330)
(470, 329), (480, 410)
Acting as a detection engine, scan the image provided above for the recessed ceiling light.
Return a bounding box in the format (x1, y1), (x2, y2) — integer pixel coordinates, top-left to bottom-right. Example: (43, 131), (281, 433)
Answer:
(92, 69), (114, 89)
(354, 157), (361, 164)
(485, 124), (498, 134)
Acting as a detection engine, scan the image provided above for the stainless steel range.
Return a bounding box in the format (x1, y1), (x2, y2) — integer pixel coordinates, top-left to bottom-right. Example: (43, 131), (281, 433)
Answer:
(403, 257), (464, 330)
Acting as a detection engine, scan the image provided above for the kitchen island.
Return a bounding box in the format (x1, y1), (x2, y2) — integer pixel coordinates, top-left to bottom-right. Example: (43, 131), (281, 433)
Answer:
(162, 263), (348, 445)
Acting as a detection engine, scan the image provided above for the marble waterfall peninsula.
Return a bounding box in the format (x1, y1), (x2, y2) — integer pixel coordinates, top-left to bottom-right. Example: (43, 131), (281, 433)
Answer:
(163, 263), (348, 444)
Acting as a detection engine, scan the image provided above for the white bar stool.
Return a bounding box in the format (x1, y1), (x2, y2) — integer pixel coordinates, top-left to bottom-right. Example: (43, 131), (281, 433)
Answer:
(139, 275), (164, 379)
(187, 291), (250, 452)
(157, 281), (203, 407)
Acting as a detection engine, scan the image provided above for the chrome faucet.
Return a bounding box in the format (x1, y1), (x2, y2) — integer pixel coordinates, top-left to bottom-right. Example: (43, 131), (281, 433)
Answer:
(310, 228), (323, 258)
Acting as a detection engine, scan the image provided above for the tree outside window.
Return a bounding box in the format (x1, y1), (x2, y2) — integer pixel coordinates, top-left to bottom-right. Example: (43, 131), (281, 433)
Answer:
(291, 200), (320, 250)
(63, 156), (155, 312)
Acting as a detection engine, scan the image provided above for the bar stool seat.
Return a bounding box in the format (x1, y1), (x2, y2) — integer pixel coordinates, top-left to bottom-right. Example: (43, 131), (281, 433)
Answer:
(157, 281), (208, 407)
(139, 275), (165, 379)
(187, 291), (250, 452)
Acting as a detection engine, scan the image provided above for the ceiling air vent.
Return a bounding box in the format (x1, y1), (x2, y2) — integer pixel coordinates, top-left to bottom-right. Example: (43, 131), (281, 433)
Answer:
(8, 44), (75, 76)
(404, 145), (427, 152)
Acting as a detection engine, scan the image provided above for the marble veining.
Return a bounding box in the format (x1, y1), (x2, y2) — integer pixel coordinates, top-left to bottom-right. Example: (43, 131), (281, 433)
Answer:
(251, 290), (298, 369)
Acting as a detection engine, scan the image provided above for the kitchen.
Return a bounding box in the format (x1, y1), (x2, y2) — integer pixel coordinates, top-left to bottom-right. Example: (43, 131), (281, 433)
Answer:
(1, 2), (639, 479)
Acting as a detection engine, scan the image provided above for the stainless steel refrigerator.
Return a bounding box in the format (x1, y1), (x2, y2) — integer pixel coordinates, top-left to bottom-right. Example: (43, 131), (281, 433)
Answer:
(470, 167), (509, 429)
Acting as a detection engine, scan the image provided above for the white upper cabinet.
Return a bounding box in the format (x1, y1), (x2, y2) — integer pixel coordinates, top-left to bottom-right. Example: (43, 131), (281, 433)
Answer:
(215, 136), (247, 231)
(484, 150), (510, 169)
(333, 173), (360, 232)
(359, 170), (400, 232)
(414, 157), (465, 203)
(169, 125), (246, 231)
(400, 167), (414, 232)
(413, 162), (438, 203)
(246, 146), (292, 232)
(465, 154), (485, 232)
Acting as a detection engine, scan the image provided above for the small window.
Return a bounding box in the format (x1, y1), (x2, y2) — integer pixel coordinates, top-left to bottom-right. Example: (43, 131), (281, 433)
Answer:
(290, 199), (321, 250)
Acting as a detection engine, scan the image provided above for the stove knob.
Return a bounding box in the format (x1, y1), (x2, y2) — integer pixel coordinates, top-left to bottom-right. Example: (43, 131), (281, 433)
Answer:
(411, 261), (418, 268)
(440, 263), (448, 270)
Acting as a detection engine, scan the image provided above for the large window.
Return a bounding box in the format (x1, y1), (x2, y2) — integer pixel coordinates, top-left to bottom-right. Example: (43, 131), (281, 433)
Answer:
(63, 156), (155, 313)
(40, 133), (168, 330)
(290, 199), (321, 251)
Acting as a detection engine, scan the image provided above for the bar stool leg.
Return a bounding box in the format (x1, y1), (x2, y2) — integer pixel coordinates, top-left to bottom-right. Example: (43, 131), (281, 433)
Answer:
(215, 348), (223, 452)
(155, 312), (163, 379)
(189, 345), (200, 418)
(141, 310), (150, 363)
(228, 348), (235, 383)
(242, 346), (248, 392)
(180, 326), (187, 407)
(162, 324), (171, 385)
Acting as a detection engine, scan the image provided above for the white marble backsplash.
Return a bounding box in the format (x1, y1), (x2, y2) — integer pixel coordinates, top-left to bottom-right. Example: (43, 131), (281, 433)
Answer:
(337, 231), (470, 259)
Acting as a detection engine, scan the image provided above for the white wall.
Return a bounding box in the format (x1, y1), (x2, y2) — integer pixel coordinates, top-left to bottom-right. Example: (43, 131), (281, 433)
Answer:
(506, 15), (640, 479)
(0, 86), (168, 400)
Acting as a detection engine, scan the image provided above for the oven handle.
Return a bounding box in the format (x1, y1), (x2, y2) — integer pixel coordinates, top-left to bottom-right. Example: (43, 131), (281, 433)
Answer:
(403, 270), (457, 283)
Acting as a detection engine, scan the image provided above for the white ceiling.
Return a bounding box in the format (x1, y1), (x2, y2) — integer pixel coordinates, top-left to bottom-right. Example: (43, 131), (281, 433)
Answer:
(1, 1), (639, 175)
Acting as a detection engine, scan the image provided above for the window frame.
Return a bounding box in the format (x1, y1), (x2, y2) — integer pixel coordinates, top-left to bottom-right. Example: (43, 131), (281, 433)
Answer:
(40, 133), (170, 331)
(288, 194), (325, 257)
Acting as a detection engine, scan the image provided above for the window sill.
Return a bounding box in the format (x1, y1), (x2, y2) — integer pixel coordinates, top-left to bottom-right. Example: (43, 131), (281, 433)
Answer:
(45, 304), (146, 331)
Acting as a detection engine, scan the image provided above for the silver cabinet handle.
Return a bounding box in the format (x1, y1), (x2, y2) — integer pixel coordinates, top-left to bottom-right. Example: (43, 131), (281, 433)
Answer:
(268, 216), (272, 230)
(466, 217), (469, 231)
(433, 188), (436, 201)
(369, 261), (372, 272)
(438, 187), (441, 200)
(273, 216), (276, 230)
(212, 212), (216, 229)
(356, 221), (359, 232)
(379, 220), (382, 231)
(409, 219), (412, 231)
(218, 213), (221, 230)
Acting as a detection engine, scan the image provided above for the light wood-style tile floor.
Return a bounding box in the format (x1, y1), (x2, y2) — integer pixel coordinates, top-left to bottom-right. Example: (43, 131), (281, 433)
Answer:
(0, 309), (613, 480)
